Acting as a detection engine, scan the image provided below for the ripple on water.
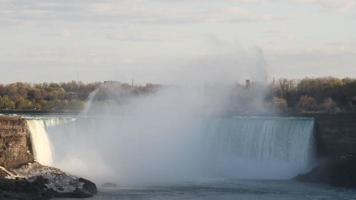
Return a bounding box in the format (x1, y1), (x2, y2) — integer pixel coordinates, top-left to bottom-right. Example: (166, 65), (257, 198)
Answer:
(56, 180), (356, 200)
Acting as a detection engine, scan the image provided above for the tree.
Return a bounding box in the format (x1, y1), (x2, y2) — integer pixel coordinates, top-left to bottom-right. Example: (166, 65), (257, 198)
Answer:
(278, 79), (295, 98)
(297, 95), (318, 112)
(27, 88), (42, 101)
(64, 100), (85, 111)
(273, 97), (288, 112)
(16, 98), (34, 110)
(0, 95), (16, 110)
(6, 83), (18, 98)
(321, 98), (338, 113)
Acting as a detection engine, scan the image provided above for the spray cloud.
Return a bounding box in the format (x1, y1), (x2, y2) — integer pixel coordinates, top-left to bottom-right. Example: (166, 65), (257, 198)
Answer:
(42, 46), (314, 186)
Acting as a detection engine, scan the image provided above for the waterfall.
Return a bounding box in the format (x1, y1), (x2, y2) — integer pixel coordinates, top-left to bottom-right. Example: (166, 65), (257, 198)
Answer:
(26, 117), (75, 166)
(203, 116), (315, 179)
(40, 114), (315, 184)
(27, 120), (54, 166)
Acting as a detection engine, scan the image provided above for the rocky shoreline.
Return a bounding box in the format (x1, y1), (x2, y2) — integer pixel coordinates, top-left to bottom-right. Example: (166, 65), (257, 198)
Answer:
(0, 162), (97, 199)
(0, 116), (97, 199)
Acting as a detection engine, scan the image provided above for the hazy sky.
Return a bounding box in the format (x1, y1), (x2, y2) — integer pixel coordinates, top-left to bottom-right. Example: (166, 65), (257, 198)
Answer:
(1, 0), (356, 83)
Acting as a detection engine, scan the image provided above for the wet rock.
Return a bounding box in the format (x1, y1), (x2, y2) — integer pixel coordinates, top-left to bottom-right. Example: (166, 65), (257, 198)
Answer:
(296, 154), (356, 188)
(0, 177), (50, 200)
(0, 162), (98, 199)
(0, 116), (97, 199)
(10, 162), (97, 198)
(297, 113), (356, 157)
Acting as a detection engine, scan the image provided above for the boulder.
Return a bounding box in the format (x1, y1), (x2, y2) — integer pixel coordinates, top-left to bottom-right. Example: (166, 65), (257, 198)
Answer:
(10, 162), (97, 198)
(0, 175), (53, 200)
(0, 162), (98, 199)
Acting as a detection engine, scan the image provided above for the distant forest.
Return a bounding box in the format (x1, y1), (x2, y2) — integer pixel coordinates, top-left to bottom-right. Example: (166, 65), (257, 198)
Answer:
(269, 77), (356, 113)
(0, 81), (158, 112)
(0, 77), (356, 113)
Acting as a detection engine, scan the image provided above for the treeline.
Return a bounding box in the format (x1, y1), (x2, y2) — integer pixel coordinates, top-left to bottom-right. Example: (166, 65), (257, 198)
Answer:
(0, 81), (98, 112)
(270, 77), (356, 113)
(0, 81), (159, 112)
(1, 78), (356, 113)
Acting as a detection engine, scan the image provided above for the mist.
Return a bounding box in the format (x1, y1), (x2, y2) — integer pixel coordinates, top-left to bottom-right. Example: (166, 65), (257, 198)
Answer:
(44, 46), (314, 186)
(156, 44), (269, 85)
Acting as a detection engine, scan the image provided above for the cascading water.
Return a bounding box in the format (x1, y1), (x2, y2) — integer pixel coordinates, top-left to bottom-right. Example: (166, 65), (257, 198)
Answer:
(42, 118), (315, 184)
(26, 117), (76, 166)
(27, 120), (54, 166)
(24, 86), (317, 185)
(203, 116), (315, 179)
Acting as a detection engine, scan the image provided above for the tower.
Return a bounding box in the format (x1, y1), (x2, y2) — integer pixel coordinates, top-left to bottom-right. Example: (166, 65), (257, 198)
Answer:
(245, 80), (251, 89)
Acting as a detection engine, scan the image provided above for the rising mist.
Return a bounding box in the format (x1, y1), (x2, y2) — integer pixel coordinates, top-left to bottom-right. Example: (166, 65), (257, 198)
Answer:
(44, 47), (314, 186)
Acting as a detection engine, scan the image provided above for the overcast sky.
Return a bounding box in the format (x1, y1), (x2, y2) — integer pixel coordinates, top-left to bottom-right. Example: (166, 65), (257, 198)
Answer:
(1, 0), (356, 83)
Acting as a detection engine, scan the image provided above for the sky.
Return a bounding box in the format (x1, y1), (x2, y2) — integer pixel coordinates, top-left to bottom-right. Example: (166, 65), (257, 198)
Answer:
(0, 0), (356, 83)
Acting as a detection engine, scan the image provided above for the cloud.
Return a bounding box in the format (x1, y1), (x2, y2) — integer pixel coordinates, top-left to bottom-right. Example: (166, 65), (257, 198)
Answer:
(106, 31), (162, 42)
(0, 0), (275, 25)
(293, 0), (356, 12)
(61, 29), (72, 38)
(1, 0), (355, 82)
(269, 43), (356, 57)
(88, 3), (114, 13)
(267, 44), (356, 78)
(207, 7), (274, 22)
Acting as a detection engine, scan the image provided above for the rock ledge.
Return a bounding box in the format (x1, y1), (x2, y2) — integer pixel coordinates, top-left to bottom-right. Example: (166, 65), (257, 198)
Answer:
(296, 154), (356, 188)
(1, 162), (97, 200)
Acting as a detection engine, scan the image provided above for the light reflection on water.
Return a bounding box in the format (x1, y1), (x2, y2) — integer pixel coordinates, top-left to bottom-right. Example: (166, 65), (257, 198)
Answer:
(58, 180), (356, 200)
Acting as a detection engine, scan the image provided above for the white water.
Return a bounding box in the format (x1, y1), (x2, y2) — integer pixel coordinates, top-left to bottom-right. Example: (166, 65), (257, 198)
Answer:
(23, 85), (315, 185)
(27, 120), (54, 166)
(26, 117), (75, 166)
(203, 116), (315, 179)
(25, 115), (315, 184)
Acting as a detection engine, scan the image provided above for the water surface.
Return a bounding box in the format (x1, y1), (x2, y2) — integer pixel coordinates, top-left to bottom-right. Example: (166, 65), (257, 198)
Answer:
(59, 180), (356, 200)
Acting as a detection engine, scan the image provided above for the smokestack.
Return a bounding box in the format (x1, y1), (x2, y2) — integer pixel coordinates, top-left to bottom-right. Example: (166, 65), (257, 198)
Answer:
(245, 80), (251, 89)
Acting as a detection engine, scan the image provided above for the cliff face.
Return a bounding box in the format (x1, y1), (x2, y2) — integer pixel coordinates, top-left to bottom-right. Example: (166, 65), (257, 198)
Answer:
(296, 113), (356, 188)
(310, 114), (356, 157)
(0, 116), (34, 168)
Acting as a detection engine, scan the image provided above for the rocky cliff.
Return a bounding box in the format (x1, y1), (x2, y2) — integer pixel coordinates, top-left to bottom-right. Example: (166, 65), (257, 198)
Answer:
(0, 116), (34, 168)
(0, 115), (97, 199)
(313, 114), (356, 157)
(296, 113), (356, 188)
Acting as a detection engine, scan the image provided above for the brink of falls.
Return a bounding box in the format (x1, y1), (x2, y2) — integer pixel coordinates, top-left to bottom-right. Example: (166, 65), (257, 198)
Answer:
(27, 120), (54, 166)
(25, 116), (315, 184)
(203, 116), (315, 179)
(26, 117), (75, 167)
